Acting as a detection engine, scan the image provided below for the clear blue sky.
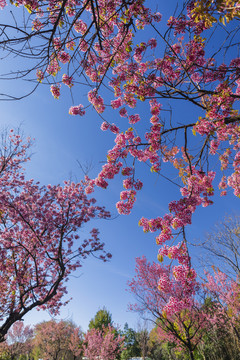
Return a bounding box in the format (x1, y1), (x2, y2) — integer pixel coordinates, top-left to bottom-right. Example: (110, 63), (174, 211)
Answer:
(0, 0), (239, 332)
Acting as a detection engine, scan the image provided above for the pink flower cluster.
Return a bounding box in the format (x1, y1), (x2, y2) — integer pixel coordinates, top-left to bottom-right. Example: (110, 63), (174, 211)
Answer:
(0, 0), (6, 9)
(66, 38), (75, 50)
(69, 104), (85, 116)
(46, 58), (60, 77)
(116, 189), (136, 215)
(36, 69), (44, 82)
(62, 74), (73, 88)
(32, 19), (43, 31)
(158, 242), (189, 265)
(74, 19), (87, 35)
(129, 114), (140, 124)
(88, 89), (105, 113)
(58, 51), (71, 64)
(50, 84), (60, 99)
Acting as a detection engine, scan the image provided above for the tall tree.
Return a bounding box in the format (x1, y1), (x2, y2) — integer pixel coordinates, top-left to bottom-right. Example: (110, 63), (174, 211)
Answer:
(128, 256), (210, 360)
(69, 327), (83, 360)
(120, 323), (140, 360)
(33, 320), (82, 360)
(204, 268), (240, 342)
(83, 325), (124, 360)
(136, 326), (149, 360)
(1, 321), (33, 360)
(148, 327), (165, 360)
(0, 131), (111, 342)
(89, 308), (113, 331)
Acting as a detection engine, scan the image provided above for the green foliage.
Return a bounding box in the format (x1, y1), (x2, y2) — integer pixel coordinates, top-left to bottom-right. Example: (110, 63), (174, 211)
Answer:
(32, 345), (41, 360)
(18, 355), (28, 360)
(89, 308), (113, 331)
(0, 352), (10, 360)
(148, 327), (164, 360)
(136, 329), (150, 360)
(120, 323), (141, 360)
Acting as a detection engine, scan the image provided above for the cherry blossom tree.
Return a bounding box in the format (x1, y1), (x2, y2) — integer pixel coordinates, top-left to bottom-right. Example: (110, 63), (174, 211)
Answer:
(7, 321), (33, 346)
(69, 327), (83, 360)
(83, 324), (124, 360)
(0, 321), (33, 360)
(0, 0), (240, 328)
(33, 320), (82, 360)
(204, 268), (240, 342)
(0, 130), (111, 342)
(128, 256), (211, 360)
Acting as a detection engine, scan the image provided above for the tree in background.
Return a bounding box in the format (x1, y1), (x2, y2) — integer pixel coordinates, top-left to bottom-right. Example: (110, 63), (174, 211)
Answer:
(0, 131), (111, 341)
(33, 320), (82, 360)
(204, 268), (240, 339)
(148, 326), (167, 360)
(87, 308), (124, 360)
(83, 325), (124, 360)
(128, 256), (211, 360)
(121, 322), (164, 360)
(195, 297), (240, 360)
(198, 215), (240, 279)
(89, 308), (113, 331)
(0, 322), (33, 360)
(135, 326), (149, 360)
(120, 323), (140, 360)
(193, 215), (240, 359)
(69, 327), (83, 360)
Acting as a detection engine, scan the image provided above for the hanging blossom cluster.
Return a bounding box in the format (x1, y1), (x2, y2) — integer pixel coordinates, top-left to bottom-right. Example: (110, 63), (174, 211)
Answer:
(137, 167), (216, 247)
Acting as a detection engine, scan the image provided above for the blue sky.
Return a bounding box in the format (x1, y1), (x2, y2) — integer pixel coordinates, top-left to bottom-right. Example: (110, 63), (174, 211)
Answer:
(0, 0), (239, 332)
